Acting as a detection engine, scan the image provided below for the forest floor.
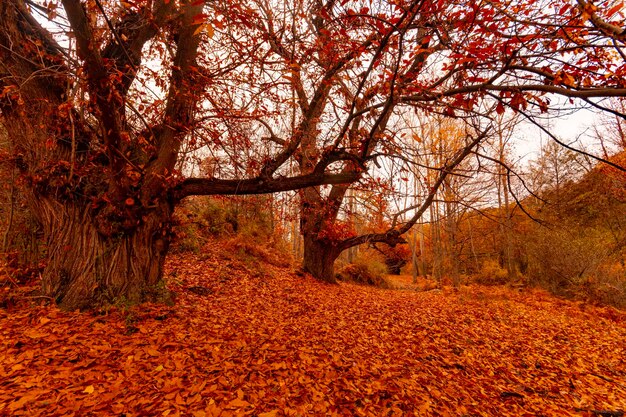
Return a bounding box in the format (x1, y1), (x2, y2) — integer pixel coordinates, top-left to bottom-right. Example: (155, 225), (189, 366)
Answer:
(1, 241), (626, 417)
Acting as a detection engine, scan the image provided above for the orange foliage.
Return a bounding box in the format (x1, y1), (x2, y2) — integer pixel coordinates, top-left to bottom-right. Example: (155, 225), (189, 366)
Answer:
(599, 151), (626, 201)
(316, 221), (357, 242)
(2, 245), (626, 416)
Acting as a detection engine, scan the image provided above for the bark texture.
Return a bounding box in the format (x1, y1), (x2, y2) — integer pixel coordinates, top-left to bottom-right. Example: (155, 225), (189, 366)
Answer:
(34, 200), (171, 310)
(302, 235), (340, 283)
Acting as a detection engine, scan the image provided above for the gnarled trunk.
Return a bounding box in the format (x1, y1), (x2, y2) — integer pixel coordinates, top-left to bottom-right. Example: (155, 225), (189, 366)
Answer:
(34, 199), (171, 310)
(302, 235), (340, 283)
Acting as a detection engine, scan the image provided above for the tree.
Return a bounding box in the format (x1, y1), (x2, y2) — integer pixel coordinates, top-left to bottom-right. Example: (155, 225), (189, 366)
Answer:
(0, 0), (360, 310)
(529, 140), (590, 217)
(248, 0), (626, 282)
(491, 113), (521, 279)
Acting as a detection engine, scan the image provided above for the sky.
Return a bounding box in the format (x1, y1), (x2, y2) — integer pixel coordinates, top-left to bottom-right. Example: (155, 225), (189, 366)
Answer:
(511, 103), (609, 167)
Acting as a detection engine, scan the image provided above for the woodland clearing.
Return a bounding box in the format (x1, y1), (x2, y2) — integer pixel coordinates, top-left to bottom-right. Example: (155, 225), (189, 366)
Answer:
(1, 241), (625, 417)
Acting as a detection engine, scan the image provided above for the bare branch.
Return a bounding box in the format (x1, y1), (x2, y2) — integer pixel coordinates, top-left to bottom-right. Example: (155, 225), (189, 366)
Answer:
(338, 129), (490, 251)
(176, 171), (360, 198)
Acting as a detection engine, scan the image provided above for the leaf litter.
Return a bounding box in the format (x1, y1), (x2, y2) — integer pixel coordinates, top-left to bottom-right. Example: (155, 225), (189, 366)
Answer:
(1, 242), (625, 416)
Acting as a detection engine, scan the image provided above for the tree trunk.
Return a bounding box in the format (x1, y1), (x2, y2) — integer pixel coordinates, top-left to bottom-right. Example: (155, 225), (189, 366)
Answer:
(34, 199), (172, 311)
(302, 235), (340, 283)
(497, 130), (514, 279)
(418, 222), (426, 279)
(444, 192), (460, 288)
(411, 227), (419, 284)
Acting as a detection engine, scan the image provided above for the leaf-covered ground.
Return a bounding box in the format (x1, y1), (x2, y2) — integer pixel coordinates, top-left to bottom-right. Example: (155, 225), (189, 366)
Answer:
(1, 242), (625, 417)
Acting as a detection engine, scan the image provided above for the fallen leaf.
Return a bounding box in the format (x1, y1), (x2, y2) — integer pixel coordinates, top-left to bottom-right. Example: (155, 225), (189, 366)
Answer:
(227, 398), (250, 409)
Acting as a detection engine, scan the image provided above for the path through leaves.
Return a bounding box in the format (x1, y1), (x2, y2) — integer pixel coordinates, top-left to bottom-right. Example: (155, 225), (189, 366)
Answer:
(1, 243), (625, 416)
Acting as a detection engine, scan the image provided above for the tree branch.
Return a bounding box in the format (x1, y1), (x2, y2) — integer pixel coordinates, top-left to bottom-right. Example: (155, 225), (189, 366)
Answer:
(62, 0), (127, 200)
(0, 0), (68, 102)
(576, 0), (626, 41)
(101, 0), (174, 96)
(337, 129), (489, 251)
(404, 84), (626, 102)
(142, 0), (203, 203)
(176, 171), (361, 198)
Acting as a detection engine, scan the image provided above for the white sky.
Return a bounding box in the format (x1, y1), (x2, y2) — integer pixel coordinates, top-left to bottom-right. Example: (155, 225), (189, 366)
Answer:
(512, 105), (605, 166)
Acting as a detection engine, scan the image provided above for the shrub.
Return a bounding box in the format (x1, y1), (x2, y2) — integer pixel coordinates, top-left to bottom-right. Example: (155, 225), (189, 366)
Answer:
(337, 252), (391, 288)
(525, 228), (607, 296)
(374, 243), (411, 275)
(472, 259), (509, 286)
(170, 221), (204, 254)
(580, 263), (626, 309)
(222, 235), (292, 269)
(171, 195), (278, 253)
(522, 226), (626, 308)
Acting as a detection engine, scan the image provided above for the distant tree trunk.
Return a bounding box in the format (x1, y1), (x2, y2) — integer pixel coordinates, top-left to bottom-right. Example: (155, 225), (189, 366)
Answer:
(33, 198), (172, 310)
(444, 179), (460, 287)
(419, 222), (426, 278)
(302, 235), (339, 283)
(346, 188), (356, 264)
(2, 166), (16, 252)
(467, 217), (480, 273)
(502, 173), (514, 277)
(411, 227), (419, 283)
(430, 201), (443, 286)
(497, 127), (514, 279)
(291, 219), (299, 258)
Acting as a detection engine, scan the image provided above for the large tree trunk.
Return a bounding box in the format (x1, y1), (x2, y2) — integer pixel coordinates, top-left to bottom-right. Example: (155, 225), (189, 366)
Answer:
(302, 235), (340, 283)
(34, 199), (172, 311)
(2, 108), (173, 311)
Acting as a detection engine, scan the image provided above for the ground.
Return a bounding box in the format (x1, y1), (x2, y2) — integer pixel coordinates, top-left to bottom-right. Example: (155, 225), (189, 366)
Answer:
(1, 241), (625, 416)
